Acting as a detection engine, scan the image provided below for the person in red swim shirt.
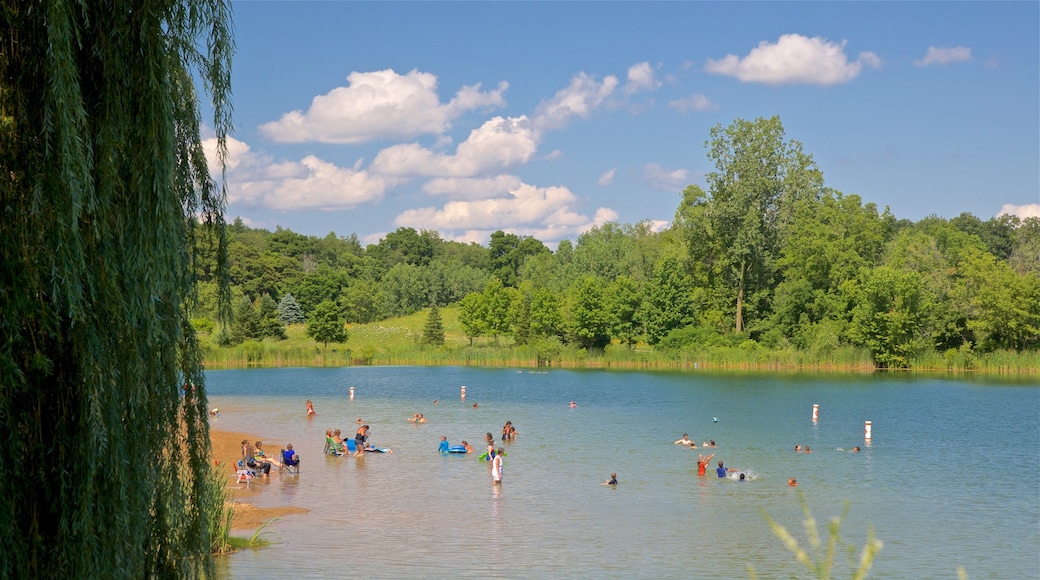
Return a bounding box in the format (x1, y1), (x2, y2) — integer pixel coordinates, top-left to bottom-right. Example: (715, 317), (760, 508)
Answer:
(696, 452), (715, 476)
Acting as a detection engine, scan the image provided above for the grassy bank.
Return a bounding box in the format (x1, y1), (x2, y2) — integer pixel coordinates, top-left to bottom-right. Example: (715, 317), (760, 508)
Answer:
(200, 308), (1039, 375)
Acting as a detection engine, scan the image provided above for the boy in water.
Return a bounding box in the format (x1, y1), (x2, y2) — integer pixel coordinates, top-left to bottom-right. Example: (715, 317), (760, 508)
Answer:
(604, 472), (618, 485)
(716, 460), (737, 478)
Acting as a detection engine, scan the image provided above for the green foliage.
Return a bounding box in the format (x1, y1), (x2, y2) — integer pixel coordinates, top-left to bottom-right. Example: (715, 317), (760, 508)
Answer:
(565, 275), (611, 349)
(643, 254), (695, 345)
(306, 300), (349, 349)
(848, 266), (931, 368)
(754, 497), (882, 580)
(421, 305), (446, 346)
(0, 0), (233, 576)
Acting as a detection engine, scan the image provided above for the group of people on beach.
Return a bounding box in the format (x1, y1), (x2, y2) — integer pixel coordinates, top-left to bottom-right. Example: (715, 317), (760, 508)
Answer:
(241, 439), (299, 477)
(324, 424), (374, 456)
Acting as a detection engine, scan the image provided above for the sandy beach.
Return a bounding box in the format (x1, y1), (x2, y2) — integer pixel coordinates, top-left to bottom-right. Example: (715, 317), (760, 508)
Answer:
(211, 428), (308, 530)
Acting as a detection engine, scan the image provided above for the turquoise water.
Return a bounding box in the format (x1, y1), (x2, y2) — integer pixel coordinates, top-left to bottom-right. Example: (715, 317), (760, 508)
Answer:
(207, 367), (1039, 579)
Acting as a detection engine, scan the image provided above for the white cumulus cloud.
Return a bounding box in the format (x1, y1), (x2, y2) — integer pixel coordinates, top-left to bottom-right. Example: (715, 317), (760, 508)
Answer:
(393, 178), (618, 244)
(669, 93), (718, 113)
(202, 136), (394, 210)
(421, 175), (524, 201)
(705, 34), (874, 85)
(533, 72), (619, 130)
(998, 203), (1040, 220)
(642, 163), (689, 192)
(371, 115), (538, 177)
(915, 46), (973, 67)
(624, 62), (662, 94)
(258, 69), (507, 144)
(598, 168), (617, 187)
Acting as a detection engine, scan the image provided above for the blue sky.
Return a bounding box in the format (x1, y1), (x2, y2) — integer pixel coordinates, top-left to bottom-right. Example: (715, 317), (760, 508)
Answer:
(204, 1), (1040, 247)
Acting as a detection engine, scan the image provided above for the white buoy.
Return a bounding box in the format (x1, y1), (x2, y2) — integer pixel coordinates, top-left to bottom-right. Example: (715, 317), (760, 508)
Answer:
(349, 386), (355, 401)
(461, 385), (466, 400)
(812, 404), (819, 422)
(864, 420), (872, 440)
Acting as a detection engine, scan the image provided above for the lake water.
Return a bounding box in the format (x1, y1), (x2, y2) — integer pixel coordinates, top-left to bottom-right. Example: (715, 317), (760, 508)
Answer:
(206, 366), (1039, 579)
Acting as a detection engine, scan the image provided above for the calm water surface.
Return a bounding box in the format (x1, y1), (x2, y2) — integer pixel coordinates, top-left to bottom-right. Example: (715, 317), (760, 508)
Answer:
(206, 367), (1039, 579)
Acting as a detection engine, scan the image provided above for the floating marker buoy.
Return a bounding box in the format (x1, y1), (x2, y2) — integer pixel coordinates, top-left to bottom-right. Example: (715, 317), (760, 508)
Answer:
(461, 385), (466, 399)
(712, 417), (719, 423)
(349, 386), (355, 401)
(864, 420), (872, 440)
(812, 403), (819, 422)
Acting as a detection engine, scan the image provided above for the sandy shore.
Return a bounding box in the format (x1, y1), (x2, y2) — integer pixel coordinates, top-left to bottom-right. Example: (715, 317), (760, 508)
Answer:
(211, 428), (309, 530)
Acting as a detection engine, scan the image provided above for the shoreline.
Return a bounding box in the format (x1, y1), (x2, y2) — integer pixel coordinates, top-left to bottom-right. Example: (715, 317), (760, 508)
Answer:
(210, 428), (309, 530)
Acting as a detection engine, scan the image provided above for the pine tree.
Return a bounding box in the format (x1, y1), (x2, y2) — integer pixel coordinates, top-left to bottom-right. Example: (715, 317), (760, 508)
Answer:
(0, 2), (233, 576)
(422, 305), (446, 346)
(277, 293), (306, 325)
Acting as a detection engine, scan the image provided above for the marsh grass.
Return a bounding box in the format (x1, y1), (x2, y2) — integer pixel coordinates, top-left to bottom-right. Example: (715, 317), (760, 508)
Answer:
(200, 308), (1037, 374)
(226, 518), (279, 551)
(752, 497), (882, 580)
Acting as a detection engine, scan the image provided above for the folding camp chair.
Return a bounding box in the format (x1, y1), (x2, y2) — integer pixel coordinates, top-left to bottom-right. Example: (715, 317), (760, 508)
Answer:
(280, 448), (300, 475)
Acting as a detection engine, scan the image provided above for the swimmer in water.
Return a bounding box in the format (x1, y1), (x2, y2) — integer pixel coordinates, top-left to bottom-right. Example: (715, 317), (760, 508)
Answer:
(305, 400), (315, 416)
(604, 472), (618, 485)
(569, 401), (577, 408)
(674, 433), (694, 446)
(852, 446), (861, 452)
(697, 453), (715, 476)
(788, 478), (798, 487)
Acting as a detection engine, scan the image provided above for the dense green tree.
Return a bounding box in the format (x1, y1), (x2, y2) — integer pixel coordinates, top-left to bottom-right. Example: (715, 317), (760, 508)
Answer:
(482, 277), (515, 343)
(230, 295), (262, 344)
(339, 278), (387, 324)
(306, 300), (349, 349)
(277, 293), (306, 325)
(848, 266), (932, 368)
(0, 0), (233, 575)
(257, 293), (288, 340)
(489, 230), (549, 287)
(692, 115), (824, 333)
(292, 266), (349, 314)
(1010, 217), (1040, 277)
(565, 275), (611, 349)
(607, 275), (643, 347)
(421, 305), (446, 346)
(642, 254), (696, 345)
(458, 292), (488, 345)
(510, 285), (534, 346)
(368, 227), (438, 272)
(571, 222), (636, 281)
(530, 288), (565, 339)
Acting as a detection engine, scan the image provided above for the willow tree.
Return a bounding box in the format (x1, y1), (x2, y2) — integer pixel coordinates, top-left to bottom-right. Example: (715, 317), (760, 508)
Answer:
(1, 1), (232, 577)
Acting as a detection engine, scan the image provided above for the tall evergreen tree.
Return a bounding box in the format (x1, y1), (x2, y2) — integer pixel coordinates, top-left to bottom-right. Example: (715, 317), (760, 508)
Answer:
(0, 1), (233, 576)
(277, 293), (306, 325)
(421, 305), (446, 346)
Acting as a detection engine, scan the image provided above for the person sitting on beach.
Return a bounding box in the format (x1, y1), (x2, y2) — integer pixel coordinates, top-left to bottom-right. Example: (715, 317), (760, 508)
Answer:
(243, 440), (270, 477)
(438, 436), (450, 453)
(332, 429), (347, 455)
(674, 433), (695, 446)
(306, 400), (315, 416)
(716, 460), (737, 478)
(255, 441), (281, 468)
(604, 472), (618, 485)
(282, 443), (300, 467)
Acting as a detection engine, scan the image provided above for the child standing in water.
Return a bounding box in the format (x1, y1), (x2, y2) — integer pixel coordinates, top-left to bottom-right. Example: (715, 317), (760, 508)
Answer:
(491, 447), (504, 484)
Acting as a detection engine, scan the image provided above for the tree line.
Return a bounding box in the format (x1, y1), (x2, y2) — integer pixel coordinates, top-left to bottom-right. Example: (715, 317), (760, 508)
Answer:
(195, 116), (1040, 369)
